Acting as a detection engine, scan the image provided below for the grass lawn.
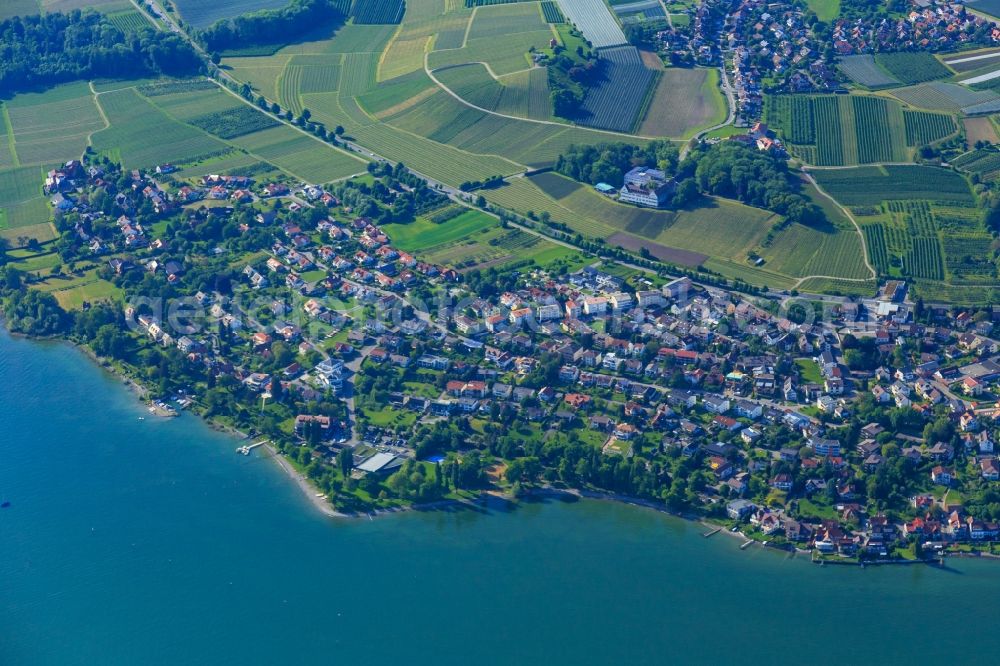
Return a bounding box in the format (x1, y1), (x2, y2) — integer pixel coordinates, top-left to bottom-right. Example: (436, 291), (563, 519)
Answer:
(402, 380), (441, 399)
(804, 0), (839, 21)
(797, 498), (839, 521)
(381, 209), (495, 252)
(300, 269), (327, 282)
(796, 358), (824, 384)
(34, 269), (122, 309)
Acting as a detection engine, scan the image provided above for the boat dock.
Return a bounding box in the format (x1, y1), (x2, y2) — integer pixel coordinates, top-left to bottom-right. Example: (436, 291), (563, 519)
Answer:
(237, 441), (268, 456)
(740, 540), (754, 550)
(703, 527), (721, 538)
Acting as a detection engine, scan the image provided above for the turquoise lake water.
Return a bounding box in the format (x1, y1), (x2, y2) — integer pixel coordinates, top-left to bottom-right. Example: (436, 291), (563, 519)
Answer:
(1, 329), (998, 665)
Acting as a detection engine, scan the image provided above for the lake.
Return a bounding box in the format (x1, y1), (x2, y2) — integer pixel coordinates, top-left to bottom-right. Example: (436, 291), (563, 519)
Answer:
(0, 330), (995, 665)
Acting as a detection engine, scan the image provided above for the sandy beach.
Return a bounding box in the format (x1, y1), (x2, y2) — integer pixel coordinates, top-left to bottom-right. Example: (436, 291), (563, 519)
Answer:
(258, 443), (348, 518)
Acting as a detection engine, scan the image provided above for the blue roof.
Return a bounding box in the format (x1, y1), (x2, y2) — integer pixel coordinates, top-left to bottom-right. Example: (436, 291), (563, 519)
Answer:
(595, 182), (615, 192)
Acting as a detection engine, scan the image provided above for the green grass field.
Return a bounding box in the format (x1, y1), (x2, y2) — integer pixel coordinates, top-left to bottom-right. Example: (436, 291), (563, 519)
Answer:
(803, 0), (838, 21)
(381, 208), (496, 251)
(34, 268), (122, 310)
(0, 166), (50, 231)
(381, 200), (584, 271)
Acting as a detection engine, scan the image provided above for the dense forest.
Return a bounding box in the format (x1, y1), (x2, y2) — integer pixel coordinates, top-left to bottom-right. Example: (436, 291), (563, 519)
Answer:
(197, 0), (345, 52)
(547, 31), (598, 118)
(554, 141), (679, 186)
(681, 142), (823, 225)
(555, 140), (822, 225)
(0, 11), (201, 95)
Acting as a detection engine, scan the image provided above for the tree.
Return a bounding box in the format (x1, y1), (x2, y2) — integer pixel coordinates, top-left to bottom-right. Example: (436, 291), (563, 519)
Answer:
(337, 448), (354, 477)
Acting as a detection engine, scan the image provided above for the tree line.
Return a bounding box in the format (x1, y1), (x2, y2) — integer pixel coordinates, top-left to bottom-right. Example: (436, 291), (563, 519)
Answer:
(0, 11), (201, 95)
(555, 140), (823, 226)
(196, 0), (345, 52)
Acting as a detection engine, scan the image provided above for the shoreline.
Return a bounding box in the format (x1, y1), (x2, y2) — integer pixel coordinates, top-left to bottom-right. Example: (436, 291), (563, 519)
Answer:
(11, 330), (993, 566)
(258, 442), (348, 518)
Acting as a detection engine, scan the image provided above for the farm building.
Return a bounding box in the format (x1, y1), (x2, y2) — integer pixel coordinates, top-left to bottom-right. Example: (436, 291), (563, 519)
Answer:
(618, 167), (676, 208)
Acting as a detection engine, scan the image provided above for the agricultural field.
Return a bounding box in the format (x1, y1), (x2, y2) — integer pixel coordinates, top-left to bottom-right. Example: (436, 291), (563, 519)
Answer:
(638, 67), (726, 137)
(837, 55), (899, 88)
(215, 0), (701, 189)
(540, 0), (564, 21)
(85, 80), (367, 183)
(0, 0), (41, 20)
(221, 55), (291, 101)
(890, 81), (1000, 113)
(765, 94), (909, 166)
(353, 0), (406, 24)
(0, 81), (109, 233)
(482, 171), (868, 288)
(578, 46), (658, 133)
(105, 9), (152, 32)
(41, 0), (132, 10)
(856, 200), (994, 287)
(428, 3), (555, 76)
(3, 81), (105, 167)
(433, 64), (553, 121)
(171, 0), (290, 29)
(953, 147), (1000, 179)
(902, 110), (958, 147)
(941, 47), (1000, 73)
(395, 212), (582, 271)
(188, 106), (280, 139)
(873, 52), (951, 85)
(812, 166), (992, 299)
(553, 0), (626, 47)
(227, 125), (368, 182)
(966, 0), (1000, 20)
(380, 208), (495, 251)
(965, 117), (999, 145)
(0, 166), (49, 231)
(811, 165), (974, 207)
(91, 88), (229, 168)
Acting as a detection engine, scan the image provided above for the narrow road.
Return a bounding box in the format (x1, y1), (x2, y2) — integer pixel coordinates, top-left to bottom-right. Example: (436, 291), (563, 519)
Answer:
(797, 169), (877, 287)
(424, 54), (664, 142)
